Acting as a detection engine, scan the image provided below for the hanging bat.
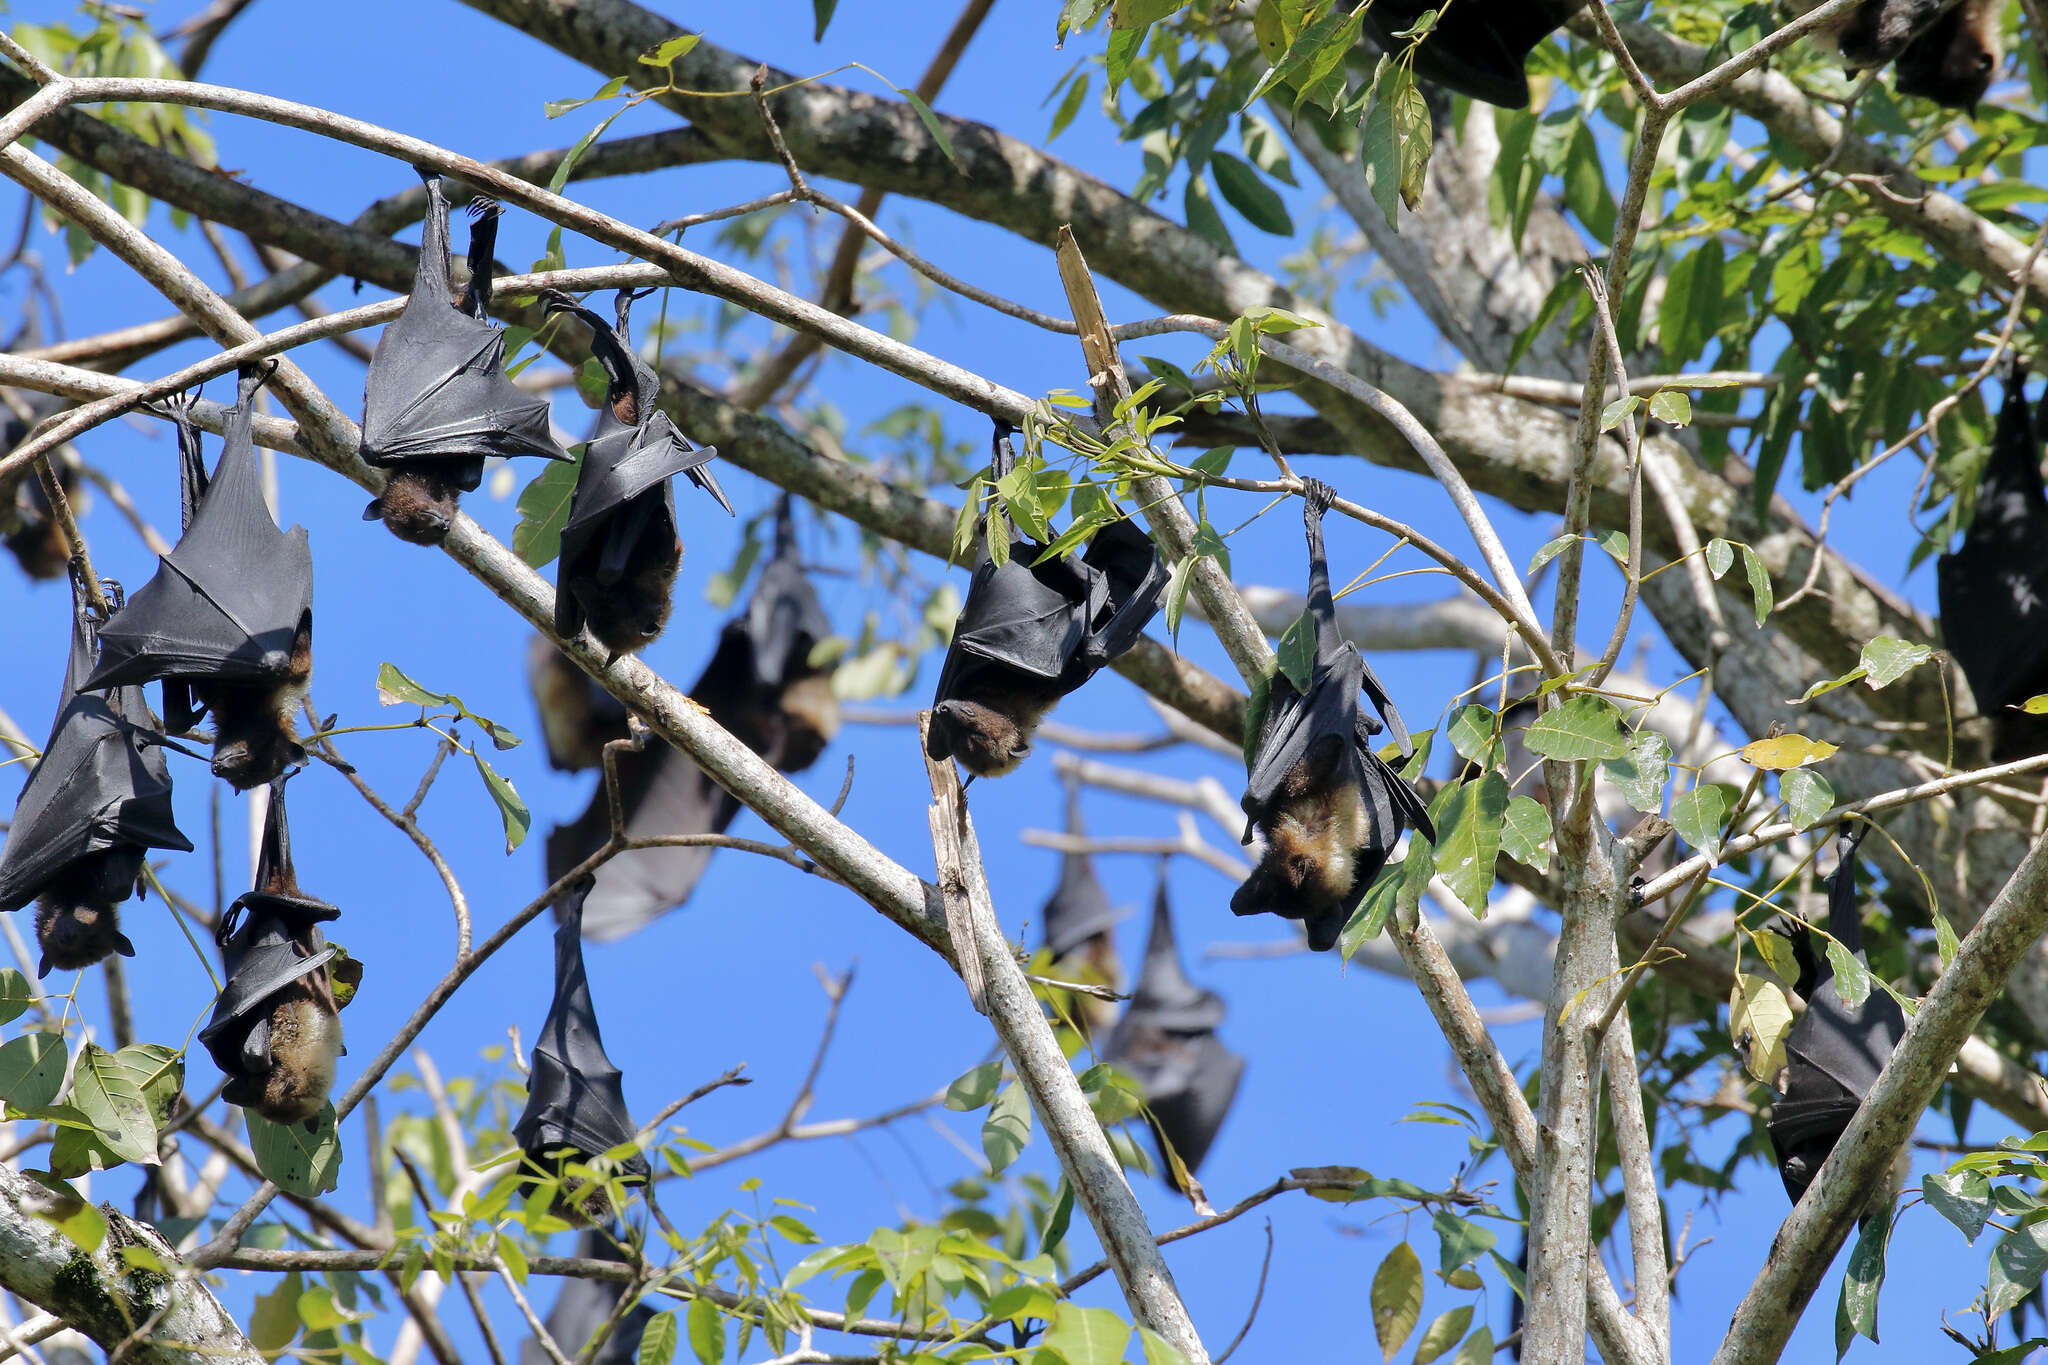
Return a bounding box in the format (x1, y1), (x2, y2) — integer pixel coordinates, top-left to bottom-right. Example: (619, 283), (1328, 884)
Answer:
(3, 390), (77, 581)
(1104, 873), (1244, 1183)
(539, 289), (732, 660)
(81, 369), (314, 791)
(1038, 781), (1128, 1037)
(1232, 480), (1434, 953)
(1359, 1), (1589, 108)
(198, 777), (345, 1127)
(360, 177), (570, 544)
(1766, 828), (1907, 1210)
(522, 1227), (652, 1365)
(515, 875), (648, 1225)
(0, 570), (192, 975)
(1937, 360), (2048, 761)
(527, 636), (631, 773)
(540, 500), (840, 940)
(1792, 0), (2001, 110)
(925, 424), (1168, 779)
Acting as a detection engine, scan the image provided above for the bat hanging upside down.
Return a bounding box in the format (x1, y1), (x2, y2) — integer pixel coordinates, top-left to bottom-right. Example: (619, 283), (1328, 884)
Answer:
(1791, 0), (2003, 110)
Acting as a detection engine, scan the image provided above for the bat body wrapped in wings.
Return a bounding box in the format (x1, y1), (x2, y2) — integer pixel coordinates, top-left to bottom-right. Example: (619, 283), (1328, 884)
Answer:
(1104, 874), (1244, 1184)
(360, 176), (570, 544)
(521, 1227), (652, 1365)
(1937, 361), (2048, 761)
(515, 875), (648, 1225)
(0, 570), (192, 975)
(1359, 1), (1588, 108)
(1790, 0), (2002, 110)
(1766, 829), (1907, 1209)
(541, 289), (732, 660)
(1038, 782), (1128, 1038)
(81, 371), (314, 790)
(536, 499), (841, 939)
(3, 390), (75, 581)
(926, 425), (1168, 778)
(1233, 480), (1433, 952)
(199, 777), (345, 1127)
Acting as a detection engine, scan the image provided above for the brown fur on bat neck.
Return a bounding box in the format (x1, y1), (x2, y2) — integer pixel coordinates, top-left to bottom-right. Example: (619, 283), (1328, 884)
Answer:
(34, 848), (142, 977)
(369, 462), (468, 546)
(1231, 736), (1372, 924)
(4, 463), (75, 580)
(925, 685), (1060, 779)
(568, 526), (681, 662)
(198, 614), (313, 791)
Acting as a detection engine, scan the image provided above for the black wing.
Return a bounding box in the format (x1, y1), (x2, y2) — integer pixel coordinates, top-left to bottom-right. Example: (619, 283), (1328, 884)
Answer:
(522, 1228), (652, 1365)
(1360, 0), (1588, 108)
(84, 369), (314, 691)
(361, 175), (568, 468)
(1039, 783), (1127, 958)
(741, 503), (833, 689)
(1071, 518), (1168, 674)
(515, 878), (647, 1171)
(0, 575), (190, 911)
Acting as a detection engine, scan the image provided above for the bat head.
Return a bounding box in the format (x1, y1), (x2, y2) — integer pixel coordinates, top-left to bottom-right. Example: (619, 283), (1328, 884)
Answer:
(1895, 1), (1999, 110)
(34, 897), (136, 978)
(926, 698), (1033, 778)
(364, 465), (463, 545)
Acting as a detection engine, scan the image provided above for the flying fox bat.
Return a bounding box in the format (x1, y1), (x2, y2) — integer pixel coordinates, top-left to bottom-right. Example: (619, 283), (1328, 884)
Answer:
(515, 875), (648, 1225)
(1766, 828), (1907, 1209)
(540, 500), (839, 940)
(3, 389), (77, 581)
(925, 424), (1168, 778)
(360, 177), (570, 544)
(1791, 0), (2002, 110)
(1359, 1), (1589, 108)
(539, 288), (731, 660)
(521, 1227), (652, 1365)
(1232, 480), (1434, 953)
(82, 370), (313, 790)
(1937, 360), (2048, 761)
(1038, 782), (1128, 1037)
(199, 777), (345, 1126)
(527, 636), (631, 774)
(0, 570), (192, 975)
(1104, 874), (1244, 1183)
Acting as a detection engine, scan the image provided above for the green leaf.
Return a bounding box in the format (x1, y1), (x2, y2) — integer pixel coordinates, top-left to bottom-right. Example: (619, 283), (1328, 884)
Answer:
(811, 0), (837, 41)
(1137, 1325), (1196, 1365)
(1500, 796), (1552, 873)
(248, 1104), (343, 1197)
(1360, 60), (1401, 230)
(896, 89), (961, 171)
(1431, 1208), (1497, 1274)
(640, 34), (700, 67)
(1039, 1180), (1075, 1257)
(1210, 152), (1294, 235)
(1445, 705), (1497, 763)
(1415, 1306), (1473, 1365)
(1433, 773), (1508, 914)
(982, 1082), (1031, 1173)
(1050, 71), (1091, 143)
(944, 1061), (1002, 1112)
(1392, 72), (1433, 211)
(1276, 607), (1316, 693)
(22, 1173), (105, 1253)
(1782, 768), (1834, 830)
(71, 1043), (156, 1166)
(1750, 926), (1799, 985)
(1648, 390), (1693, 427)
(0, 970), (33, 1025)
(514, 459), (582, 568)
(1527, 533), (1577, 574)
(474, 751), (531, 854)
(250, 1274), (303, 1351)
(1522, 695), (1629, 761)
(1370, 1241), (1424, 1359)
(0, 1034), (66, 1111)
(1739, 734), (1839, 770)
(1602, 729), (1671, 813)
(1040, 1304), (1132, 1365)
(547, 105), (626, 193)
(1839, 1211), (1888, 1345)
(1340, 859), (1405, 956)
(1859, 636), (1934, 690)
(1825, 942), (1871, 1008)
(1730, 972), (1792, 1081)
(1670, 783), (1732, 859)
(1658, 240), (1725, 369)
(1452, 1327), (1495, 1365)
(1922, 1170), (1992, 1243)
(1739, 543), (1774, 626)
(1600, 394), (1643, 432)
(1705, 538), (1735, 578)
(375, 662), (453, 709)
(115, 1043), (184, 1128)
(1934, 909), (1962, 969)
(687, 1296), (724, 1365)
(1991, 1220), (2048, 1316)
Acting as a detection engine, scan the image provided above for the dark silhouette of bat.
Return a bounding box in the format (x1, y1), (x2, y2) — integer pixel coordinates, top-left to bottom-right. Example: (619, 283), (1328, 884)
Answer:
(521, 1227), (652, 1365)
(527, 636), (631, 774)
(1937, 360), (2048, 761)
(1, 388), (71, 581)
(539, 288), (731, 661)
(198, 776), (345, 1127)
(926, 424), (1168, 778)
(81, 369), (313, 791)
(539, 500), (840, 940)
(1359, 1), (1588, 108)
(360, 176), (569, 544)
(1795, 0), (2002, 110)
(1767, 828), (1906, 1207)
(515, 875), (648, 1225)
(1233, 480), (1433, 952)
(1104, 872), (1244, 1184)
(0, 570), (191, 975)
(1038, 781), (1127, 1038)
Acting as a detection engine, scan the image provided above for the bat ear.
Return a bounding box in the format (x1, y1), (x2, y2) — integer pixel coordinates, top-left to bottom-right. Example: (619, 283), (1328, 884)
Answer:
(113, 932), (136, 959)
(362, 498), (385, 522)
(35, 954), (50, 980)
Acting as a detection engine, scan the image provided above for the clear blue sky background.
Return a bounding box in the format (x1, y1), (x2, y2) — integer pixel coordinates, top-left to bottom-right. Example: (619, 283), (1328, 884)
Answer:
(0, 2), (2023, 1361)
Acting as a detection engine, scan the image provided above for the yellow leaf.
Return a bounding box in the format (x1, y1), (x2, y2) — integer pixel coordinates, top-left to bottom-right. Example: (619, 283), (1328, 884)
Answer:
(1730, 974), (1792, 1082)
(2021, 694), (2048, 715)
(1739, 734), (1839, 770)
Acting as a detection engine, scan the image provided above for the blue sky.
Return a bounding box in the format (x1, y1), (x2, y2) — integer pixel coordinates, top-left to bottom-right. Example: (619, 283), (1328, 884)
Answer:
(0, 1), (2022, 1361)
